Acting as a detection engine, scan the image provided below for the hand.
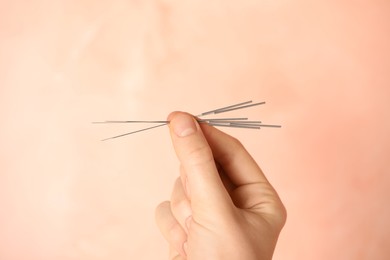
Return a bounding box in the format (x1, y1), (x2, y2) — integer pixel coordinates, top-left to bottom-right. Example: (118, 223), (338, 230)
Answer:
(155, 112), (286, 260)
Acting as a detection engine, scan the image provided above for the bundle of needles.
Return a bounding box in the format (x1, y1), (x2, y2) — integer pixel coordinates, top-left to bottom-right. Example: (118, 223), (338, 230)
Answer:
(94, 100), (281, 141)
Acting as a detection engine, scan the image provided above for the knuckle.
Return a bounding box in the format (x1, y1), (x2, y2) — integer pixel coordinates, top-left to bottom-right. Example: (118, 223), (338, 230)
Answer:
(275, 202), (287, 229)
(171, 198), (185, 211)
(170, 196), (188, 212)
(230, 136), (246, 154)
(230, 136), (243, 148)
(265, 198), (287, 229)
(220, 136), (245, 163)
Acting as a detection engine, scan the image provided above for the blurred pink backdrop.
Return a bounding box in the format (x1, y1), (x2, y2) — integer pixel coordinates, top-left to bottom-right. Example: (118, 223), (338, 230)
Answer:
(1, 0), (389, 259)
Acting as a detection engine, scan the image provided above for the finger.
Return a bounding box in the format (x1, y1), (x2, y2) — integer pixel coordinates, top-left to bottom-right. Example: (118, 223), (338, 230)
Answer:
(168, 112), (234, 219)
(200, 123), (285, 219)
(170, 178), (192, 233)
(216, 161), (236, 194)
(155, 201), (187, 257)
(178, 164), (234, 200)
(200, 123), (271, 187)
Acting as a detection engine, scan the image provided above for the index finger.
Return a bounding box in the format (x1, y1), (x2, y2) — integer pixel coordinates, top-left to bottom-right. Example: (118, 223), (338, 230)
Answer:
(200, 123), (271, 187)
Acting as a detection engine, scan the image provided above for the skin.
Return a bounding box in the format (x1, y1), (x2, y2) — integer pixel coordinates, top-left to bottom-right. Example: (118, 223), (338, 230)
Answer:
(155, 112), (286, 260)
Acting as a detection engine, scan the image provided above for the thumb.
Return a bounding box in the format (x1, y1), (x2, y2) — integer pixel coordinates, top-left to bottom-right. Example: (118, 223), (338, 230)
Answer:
(168, 112), (233, 220)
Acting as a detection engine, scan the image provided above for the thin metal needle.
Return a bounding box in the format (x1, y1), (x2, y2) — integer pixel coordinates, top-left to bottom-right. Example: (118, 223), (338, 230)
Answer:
(93, 118), (248, 124)
(208, 123), (281, 129)
(93, 120), (170, 124)
(198, 101), (253, 116)
(96, 100), (280, 141)
(197, 117), (248, 122)
(229, 123), (263, 127)
(101, 123), (167, 141)
(98, 118), (251, 141)
(204, 121), (263, 127)
(257, 124), (282, 128)
(213, 101), (266, 114)
(208, 123), (261, 129)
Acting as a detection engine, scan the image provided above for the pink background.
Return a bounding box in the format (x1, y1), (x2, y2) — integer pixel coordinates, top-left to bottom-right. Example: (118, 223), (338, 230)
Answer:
(1, 1), (389, 259)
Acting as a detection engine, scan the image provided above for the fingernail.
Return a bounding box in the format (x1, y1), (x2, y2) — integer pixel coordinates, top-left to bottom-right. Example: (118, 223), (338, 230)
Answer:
(171, 113), (197, 137)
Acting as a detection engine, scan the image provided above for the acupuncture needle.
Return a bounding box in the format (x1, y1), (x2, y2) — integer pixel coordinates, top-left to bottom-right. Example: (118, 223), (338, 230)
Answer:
(98, 119), (258, 141)
(94, 100), (264, 125)
(207, 121), (281, 128)
(97, 100), (279, 140)
(198, 100), (253, 116)
(208, 123), (261, 129)
(212, 101), (266, 114)
(98, 101), (273, 140)
(92, 118), (249, 124)
(205, 121), (262, 126)
(216, 123), (281, 128)
(100, 122), (269, 141)
(101, 123), (167, 141)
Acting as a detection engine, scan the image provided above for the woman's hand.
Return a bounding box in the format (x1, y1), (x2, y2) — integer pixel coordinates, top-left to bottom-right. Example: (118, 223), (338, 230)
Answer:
(155, 112), (286, 260)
